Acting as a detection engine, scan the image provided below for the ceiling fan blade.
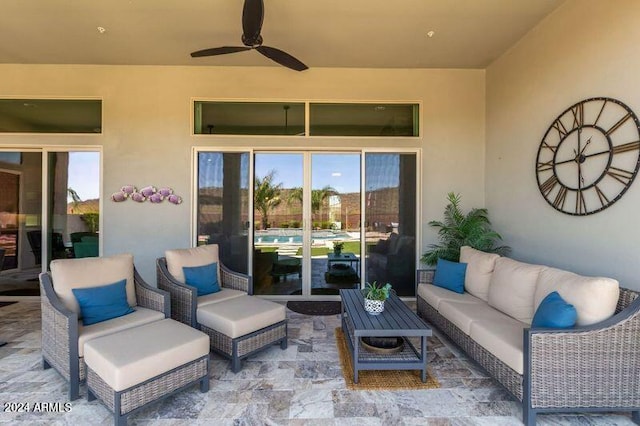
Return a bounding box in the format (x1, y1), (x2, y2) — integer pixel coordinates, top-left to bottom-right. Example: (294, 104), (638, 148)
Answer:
(191, 46), (251, 57)
(242, 0), (264, 43)
(256, 45), (308, 71)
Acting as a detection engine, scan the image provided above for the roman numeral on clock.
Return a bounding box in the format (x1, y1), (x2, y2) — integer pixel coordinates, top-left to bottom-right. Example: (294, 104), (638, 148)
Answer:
(553, 186), (567, 209)
(537, 160), (553, 172)
(570, 103), (583, 129)
(540, 175), (559, 196)
(576, 189), (586, 214)
(594, 185), (609, 207)
(552, 120), (569, 138)
(605, 112), (632, 136)
(606, 166), (635, 185)
(612, 140), (640, 154)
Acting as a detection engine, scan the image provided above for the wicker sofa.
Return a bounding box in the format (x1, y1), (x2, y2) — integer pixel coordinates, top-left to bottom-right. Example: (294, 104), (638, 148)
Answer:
(417, 247), (640, 425)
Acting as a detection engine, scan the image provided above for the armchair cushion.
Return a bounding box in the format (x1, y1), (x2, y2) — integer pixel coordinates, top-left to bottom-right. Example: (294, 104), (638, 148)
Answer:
(165, 244), (220, 285)
(183, 262), (220, 296)
(531, 291), (577, 328)
(50, 254), (136, 317)
(72, 279), (134, 326)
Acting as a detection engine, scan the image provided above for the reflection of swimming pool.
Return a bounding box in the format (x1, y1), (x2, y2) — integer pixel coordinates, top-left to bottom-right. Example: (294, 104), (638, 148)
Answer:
(254, 229), (351, 244)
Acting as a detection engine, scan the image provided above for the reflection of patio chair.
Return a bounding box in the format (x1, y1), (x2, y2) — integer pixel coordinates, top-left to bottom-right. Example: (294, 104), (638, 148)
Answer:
(27, 230), (68, 264)
(0, 247), (5, 271)
(271, 256), (302, 282)
(70, 232), (98, 243)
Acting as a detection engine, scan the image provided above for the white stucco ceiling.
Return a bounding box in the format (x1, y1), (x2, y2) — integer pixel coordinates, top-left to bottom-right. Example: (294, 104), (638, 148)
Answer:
(1, 0), (565, 69)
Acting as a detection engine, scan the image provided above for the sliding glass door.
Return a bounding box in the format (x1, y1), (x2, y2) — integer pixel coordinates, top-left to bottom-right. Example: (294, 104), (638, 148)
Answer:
(0, 149), (101, 298)
(195, 149), (418, 298)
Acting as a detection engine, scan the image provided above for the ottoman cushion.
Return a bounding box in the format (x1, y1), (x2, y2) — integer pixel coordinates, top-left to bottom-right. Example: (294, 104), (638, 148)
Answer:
(84, 319), (209, 391)
(197, 296), (285, 339)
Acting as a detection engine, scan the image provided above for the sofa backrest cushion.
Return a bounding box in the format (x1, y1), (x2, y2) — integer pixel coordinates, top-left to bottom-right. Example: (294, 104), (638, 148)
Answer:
(535, 267), (619, 326)
(459, 246), (500, 302)
(165, 244), (221, 285)
(50, 253), (136, 317)
(488, 257), (545, 324)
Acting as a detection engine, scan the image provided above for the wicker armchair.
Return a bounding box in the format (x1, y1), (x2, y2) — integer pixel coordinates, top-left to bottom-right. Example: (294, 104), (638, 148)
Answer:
(157, 245), (288, 372)
(40, 254), (169, 401)
(416, 269), (640, 425)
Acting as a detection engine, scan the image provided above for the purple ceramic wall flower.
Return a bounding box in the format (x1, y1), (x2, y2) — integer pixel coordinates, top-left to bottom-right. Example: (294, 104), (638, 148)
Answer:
(131, 192), (146, 202)
(140, 186), (157, 197)
(148, 193), (164, 203)
(158, 187), (173, 197)
(120, 185), (136, 195)
(111, 191), (127, 202)
(167, 194), (183, 205)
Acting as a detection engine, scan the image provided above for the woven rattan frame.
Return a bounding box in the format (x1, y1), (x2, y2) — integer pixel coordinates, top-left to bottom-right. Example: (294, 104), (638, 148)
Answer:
(87, 355), (209, 425)
(40, 268), (169, 401)
(416, 269), (640, 426)
(200, 320), (287, 372)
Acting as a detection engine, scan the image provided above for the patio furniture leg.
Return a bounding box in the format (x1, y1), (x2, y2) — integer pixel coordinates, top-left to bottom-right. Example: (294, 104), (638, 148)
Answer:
(87, 388), (96, 402)
(200, 376), (209, 392)
(69, 380), (79, 401)
(43, 358), (51, 369)
(522, 403), (536, 426)
(280, 337), (288, 349)
(632, 410), (640, 424)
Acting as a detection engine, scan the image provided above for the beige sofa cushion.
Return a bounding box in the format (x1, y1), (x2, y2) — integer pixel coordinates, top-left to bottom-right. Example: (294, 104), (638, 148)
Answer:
(77, 307), (164, 357)
(50, 254), (136, 317)
(459, 246), (500, 302)
(84, 319), (209, 392)
(165, 244), (220, 284)
(197, 295), (285, 338)
(417, 284), (484, 311)
(488, 257), (545, 324)
(535, 267), (619, 326)
(470, 316), (527, 375)
(438, 300), (516, 335)
(196, 288), (246, 308)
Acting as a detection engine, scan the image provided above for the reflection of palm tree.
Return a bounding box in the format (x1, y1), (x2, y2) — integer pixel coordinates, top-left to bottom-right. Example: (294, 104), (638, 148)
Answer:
(67, 188), (82, 213)
(254, 170), (283, 230)
(288, 186), (336, 224)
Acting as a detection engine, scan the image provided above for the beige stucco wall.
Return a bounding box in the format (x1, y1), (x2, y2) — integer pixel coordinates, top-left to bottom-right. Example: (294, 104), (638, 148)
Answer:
(0, 65), (485, 282)
(486, 0), (640, 288)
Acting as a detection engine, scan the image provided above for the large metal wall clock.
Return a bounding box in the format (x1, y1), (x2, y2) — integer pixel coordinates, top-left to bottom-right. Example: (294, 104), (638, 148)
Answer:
(536, 97), (640, 215)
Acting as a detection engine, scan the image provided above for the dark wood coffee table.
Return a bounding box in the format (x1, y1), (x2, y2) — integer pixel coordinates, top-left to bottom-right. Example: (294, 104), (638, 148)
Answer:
(339, 289), (432, 383)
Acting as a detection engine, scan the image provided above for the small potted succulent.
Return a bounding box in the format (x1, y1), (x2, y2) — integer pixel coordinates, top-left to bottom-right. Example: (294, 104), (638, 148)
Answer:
(333, 241), (344, 256)
(362, 281), (392, 315)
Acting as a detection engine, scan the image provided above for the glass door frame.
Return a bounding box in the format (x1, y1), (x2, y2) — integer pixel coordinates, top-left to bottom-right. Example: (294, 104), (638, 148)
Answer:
(192, 146), (421, 301)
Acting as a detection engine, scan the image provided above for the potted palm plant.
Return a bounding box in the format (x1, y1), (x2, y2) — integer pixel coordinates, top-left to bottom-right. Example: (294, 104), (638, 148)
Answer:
(421, 192), (510, 265)
(362, 281), (392, 315)
(333, 241), (344, 256)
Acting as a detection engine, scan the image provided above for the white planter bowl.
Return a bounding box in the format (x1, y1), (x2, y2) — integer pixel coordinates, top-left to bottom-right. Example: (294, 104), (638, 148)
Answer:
(364, 298), (385, 315)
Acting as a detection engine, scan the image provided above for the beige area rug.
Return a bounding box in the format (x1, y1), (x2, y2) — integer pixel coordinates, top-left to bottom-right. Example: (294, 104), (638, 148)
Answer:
(335, 327), (440, 390)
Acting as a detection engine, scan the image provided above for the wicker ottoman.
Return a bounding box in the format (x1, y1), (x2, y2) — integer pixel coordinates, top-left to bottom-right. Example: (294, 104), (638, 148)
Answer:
(84, 319), (210, 426)
(197, 295), (287, 372)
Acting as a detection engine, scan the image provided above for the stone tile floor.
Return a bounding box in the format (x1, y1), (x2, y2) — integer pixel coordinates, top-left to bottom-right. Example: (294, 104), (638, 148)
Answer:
(0, 299), (635, 425)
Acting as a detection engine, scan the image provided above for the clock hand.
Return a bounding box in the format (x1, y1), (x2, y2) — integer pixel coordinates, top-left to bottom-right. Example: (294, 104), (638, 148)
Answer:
(579, 136), (593, 156)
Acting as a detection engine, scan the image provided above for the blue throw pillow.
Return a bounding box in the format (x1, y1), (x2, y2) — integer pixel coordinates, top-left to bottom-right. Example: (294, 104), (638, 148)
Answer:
(433, 258), (467, 294)
(72, 279), (134, 326)
(183, 262), (220, 296)
(531, 291), (577, 328)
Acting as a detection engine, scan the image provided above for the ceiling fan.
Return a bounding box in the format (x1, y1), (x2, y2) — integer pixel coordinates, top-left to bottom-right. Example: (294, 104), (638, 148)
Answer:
(191, 0), (308, 72)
